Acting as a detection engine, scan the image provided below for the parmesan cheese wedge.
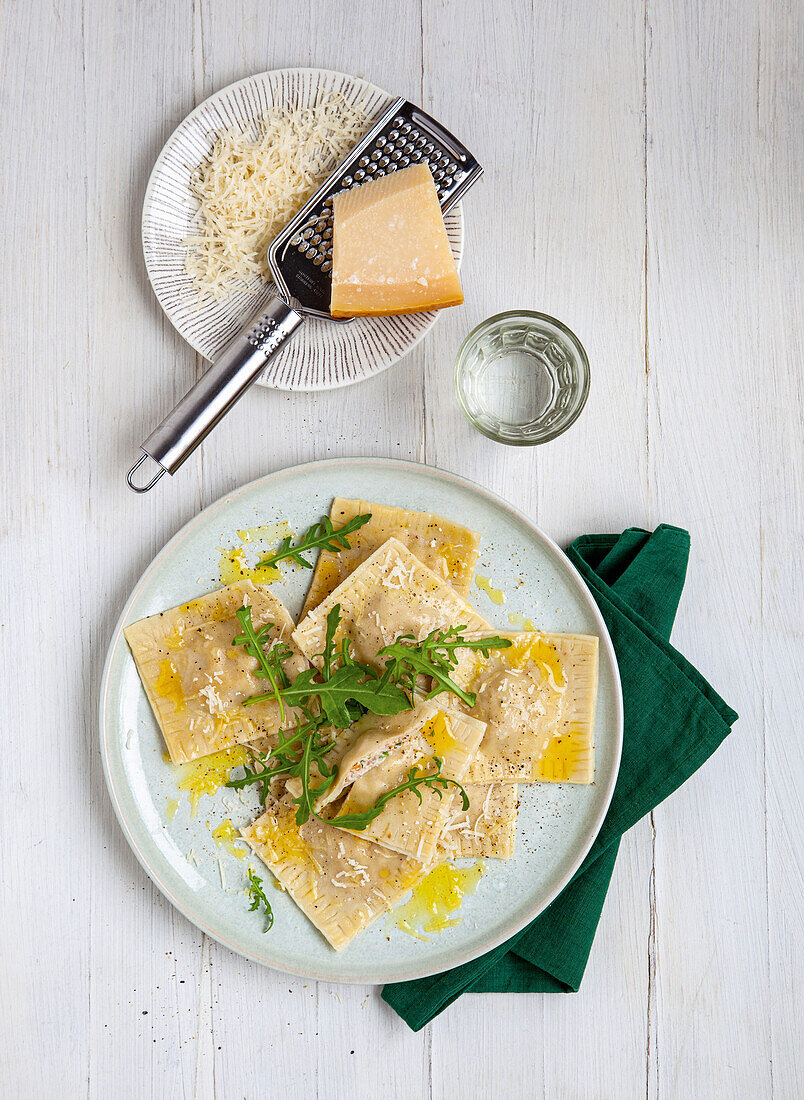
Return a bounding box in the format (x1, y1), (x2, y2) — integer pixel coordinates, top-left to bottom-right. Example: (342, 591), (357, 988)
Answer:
(330, 164), (463, 318)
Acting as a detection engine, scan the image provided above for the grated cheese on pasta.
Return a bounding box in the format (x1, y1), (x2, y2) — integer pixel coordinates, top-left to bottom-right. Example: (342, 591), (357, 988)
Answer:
(185, 94), (368, 299)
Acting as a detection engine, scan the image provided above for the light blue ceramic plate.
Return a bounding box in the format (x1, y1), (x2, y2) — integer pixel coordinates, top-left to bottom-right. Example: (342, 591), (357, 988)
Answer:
(100, 459), (622, 983)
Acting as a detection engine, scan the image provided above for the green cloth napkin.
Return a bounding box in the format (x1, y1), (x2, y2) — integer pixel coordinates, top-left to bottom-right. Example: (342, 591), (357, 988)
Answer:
(382, 524), (738, 1029)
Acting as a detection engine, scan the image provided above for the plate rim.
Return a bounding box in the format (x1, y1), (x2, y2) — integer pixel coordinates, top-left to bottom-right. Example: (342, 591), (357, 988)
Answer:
(99, 457), (623, 983)
(140, 68), (465, 391)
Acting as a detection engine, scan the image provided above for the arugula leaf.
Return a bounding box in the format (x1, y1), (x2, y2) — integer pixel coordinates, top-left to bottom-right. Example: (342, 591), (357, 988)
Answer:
(227, 746), (283, 803)
(291, 665), (409, 727)
(257, 513), (372, 571)
(291, 732), (337, 826)
(246, 869), (274, 932)
(380, 627), (512, 707)
(245, 663), (409, 728)
(327, 761), (470, 831)
(226, 713), (327, 802)
(241, 604), (410, 729)
(321, 603), (340, 679)
(234, 605), (292, 723)
(228, 711), (336, 827)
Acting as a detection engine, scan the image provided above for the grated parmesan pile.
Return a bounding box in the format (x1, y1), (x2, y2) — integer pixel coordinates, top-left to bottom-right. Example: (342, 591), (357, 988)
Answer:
(185, 93), (368, 300)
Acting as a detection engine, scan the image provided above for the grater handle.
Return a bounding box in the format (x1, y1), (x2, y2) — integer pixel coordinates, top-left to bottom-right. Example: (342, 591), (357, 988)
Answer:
(126, 297), (304, 492)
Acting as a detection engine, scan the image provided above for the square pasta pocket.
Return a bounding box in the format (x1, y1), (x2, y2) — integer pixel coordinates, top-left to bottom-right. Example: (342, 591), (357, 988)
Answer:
(293, 537), (492, 671)
(242, 800), (424, 950)
(452, 631), (599, 784)
(301, 498), (480, 615)
(125, 580), (308, 764)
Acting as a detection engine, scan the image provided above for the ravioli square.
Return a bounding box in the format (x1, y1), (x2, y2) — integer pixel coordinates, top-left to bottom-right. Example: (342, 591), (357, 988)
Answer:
(241, 802), (423, 951)
(124, 580), (309, 764)
(320, 701), (487, 864)
(452, 631), (599, 784)
(301, 498), (481, 616)
(293, 537), (492, 671)
(437, 783), (519, 860)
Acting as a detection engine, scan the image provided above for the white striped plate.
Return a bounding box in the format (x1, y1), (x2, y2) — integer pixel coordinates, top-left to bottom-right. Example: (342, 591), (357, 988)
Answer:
(141, 68), (464, 391)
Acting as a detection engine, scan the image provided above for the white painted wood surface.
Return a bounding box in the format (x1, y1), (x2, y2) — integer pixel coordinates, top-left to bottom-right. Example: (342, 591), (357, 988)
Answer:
(0, 1), (800, 1096)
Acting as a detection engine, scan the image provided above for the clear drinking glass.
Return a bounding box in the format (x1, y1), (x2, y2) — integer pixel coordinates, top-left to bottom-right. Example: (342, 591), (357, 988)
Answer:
(454, 310), (590, 445)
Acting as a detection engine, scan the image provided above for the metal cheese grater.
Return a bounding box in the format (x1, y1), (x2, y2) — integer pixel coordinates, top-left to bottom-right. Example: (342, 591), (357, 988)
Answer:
(127, 98), (482, 492)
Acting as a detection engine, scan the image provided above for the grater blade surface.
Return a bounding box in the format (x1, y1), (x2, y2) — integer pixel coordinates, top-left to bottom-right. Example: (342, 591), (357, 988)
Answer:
(267, 97), (482, 319)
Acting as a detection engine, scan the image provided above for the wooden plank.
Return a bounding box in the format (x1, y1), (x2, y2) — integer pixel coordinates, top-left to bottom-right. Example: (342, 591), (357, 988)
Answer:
(756, 4), (804, 1098)
(527, 0), (652, 544)
(209, 958), (319, 1098)
(315, 982), (430, 1099)
(0, 2), (94, 1096)
(0, 0), (205, 1093)
(79, 3), (205, 1098)
(421, 0), (651, 539)
(645, 2), (773, 1096)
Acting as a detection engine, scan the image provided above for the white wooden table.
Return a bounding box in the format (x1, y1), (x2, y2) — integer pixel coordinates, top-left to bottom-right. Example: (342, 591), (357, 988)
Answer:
(1, 1), (800, 1097)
